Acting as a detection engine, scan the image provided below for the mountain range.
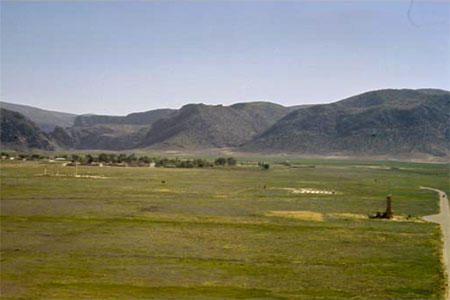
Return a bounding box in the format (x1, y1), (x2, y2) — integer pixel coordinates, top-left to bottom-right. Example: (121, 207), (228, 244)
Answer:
(0, 108), (56, 151)
(244, 89), (449, 157)
(1, 88), (449, 159)
(0, 101), (77, 133)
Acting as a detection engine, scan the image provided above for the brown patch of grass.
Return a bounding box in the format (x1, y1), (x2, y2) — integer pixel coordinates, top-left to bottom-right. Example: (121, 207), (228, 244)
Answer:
(327, 213), (367, 220)
(263, 210), (324, 221)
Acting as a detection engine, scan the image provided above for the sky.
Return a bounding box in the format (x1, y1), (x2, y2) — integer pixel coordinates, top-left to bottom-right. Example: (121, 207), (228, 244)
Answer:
(1, 0), (449, 115)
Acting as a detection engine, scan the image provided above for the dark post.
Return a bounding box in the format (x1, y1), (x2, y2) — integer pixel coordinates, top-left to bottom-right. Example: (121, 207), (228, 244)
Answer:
(385, 195), (393, 219)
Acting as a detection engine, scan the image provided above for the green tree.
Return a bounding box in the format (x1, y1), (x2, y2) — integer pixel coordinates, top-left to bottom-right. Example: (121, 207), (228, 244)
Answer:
(193, 159), (207, 168)
(86, 154), (94, 164)
(139, 156), (150, 164)
(227, 157), (237, 166)
(214, 157), (227, 166)
(156, 158), (169, 167)
(108, 153), (118, 163)
(98, 153), (109, 162)
(126, 153), (137, 163)
(118, 153), (127, 163)
(31, 154), (41, 160)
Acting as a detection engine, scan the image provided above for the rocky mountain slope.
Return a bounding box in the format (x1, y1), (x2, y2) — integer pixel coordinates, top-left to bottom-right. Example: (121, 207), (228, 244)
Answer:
(0, 108), (55, 151)
(140, 102), (300, 149)
(73, 109), (175, 126)
(2, 89), (448, 158)
(244, 89), (450, 157)
(51, 124), (150, 150)
(0, 101), (77, 133)
(53, 108), (177, 150)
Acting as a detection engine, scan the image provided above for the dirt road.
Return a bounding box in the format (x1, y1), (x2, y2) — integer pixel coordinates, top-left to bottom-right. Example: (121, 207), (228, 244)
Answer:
(421, 186), (450, 299)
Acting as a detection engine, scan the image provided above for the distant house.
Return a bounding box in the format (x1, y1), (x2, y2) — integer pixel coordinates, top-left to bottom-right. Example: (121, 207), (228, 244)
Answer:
(55, 157), (66, 161)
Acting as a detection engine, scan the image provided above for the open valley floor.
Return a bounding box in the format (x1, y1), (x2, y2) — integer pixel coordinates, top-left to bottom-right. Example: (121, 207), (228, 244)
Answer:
(0, 158), (449, 299)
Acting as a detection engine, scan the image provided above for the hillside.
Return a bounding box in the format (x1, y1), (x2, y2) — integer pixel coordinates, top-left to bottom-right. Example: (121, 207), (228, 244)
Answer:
(74, 109), (175, 126)
(52, 108), (176, 150)
(140, 102), (298, 149)
(51, 124), (150, 150)
(0, 108), (55, 151)
(0, 101), (77, 133)
(2, 89), (449, 158)
(244, 89), (450, 157)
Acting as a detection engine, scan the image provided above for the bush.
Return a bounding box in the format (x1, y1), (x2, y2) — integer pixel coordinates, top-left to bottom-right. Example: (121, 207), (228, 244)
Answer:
(117, 154), (127, 163)
(86, 154), (95, 164)
(258, 162), (270, 170)
(227, 157), (237, 166)
(139, 156), (150, 164)
(98, 153), (109, 162)
(31, 154), (41, 160)
(214, 157), (227, 166)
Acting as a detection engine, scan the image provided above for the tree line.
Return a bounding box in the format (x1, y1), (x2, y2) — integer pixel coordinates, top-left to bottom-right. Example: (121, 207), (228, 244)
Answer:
(1, 152), (238, 169)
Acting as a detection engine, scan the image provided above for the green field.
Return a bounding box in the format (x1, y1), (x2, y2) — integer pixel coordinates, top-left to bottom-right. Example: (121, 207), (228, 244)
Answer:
(0, 158), (448, 299)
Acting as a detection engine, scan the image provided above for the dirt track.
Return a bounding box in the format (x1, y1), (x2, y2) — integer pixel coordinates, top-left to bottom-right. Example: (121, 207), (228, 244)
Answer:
(421, 186), (450, 299)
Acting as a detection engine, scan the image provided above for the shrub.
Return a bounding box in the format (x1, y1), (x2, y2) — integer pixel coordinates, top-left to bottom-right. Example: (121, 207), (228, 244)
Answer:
(227, 157), (237, 166)
(214, 157), (227, 166)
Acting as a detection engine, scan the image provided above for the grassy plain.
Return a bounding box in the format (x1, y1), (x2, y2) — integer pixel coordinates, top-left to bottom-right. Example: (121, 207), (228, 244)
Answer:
(0, 158), (448, 299)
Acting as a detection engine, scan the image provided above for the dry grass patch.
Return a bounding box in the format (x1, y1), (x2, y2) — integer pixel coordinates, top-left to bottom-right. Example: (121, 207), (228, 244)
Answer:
(327, 213), (367, 220)
(153, 188), (172, 193)
(263, 210), (324, 221)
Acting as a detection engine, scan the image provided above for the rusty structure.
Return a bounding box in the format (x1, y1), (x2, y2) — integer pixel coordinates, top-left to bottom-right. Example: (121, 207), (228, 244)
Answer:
(369, 195), (394, 219)
(385, 195), (394, 219)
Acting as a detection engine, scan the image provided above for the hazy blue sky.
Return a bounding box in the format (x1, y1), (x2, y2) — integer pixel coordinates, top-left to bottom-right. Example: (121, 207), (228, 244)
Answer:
(1, 1), (449, 115)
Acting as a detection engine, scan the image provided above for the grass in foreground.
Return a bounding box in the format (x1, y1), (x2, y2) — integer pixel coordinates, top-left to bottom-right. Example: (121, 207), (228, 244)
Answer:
(0, 159), (448, 299)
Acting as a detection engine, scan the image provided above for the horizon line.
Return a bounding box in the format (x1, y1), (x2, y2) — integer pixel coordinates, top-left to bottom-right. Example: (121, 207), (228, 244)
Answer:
(0, 86), (448, 116)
